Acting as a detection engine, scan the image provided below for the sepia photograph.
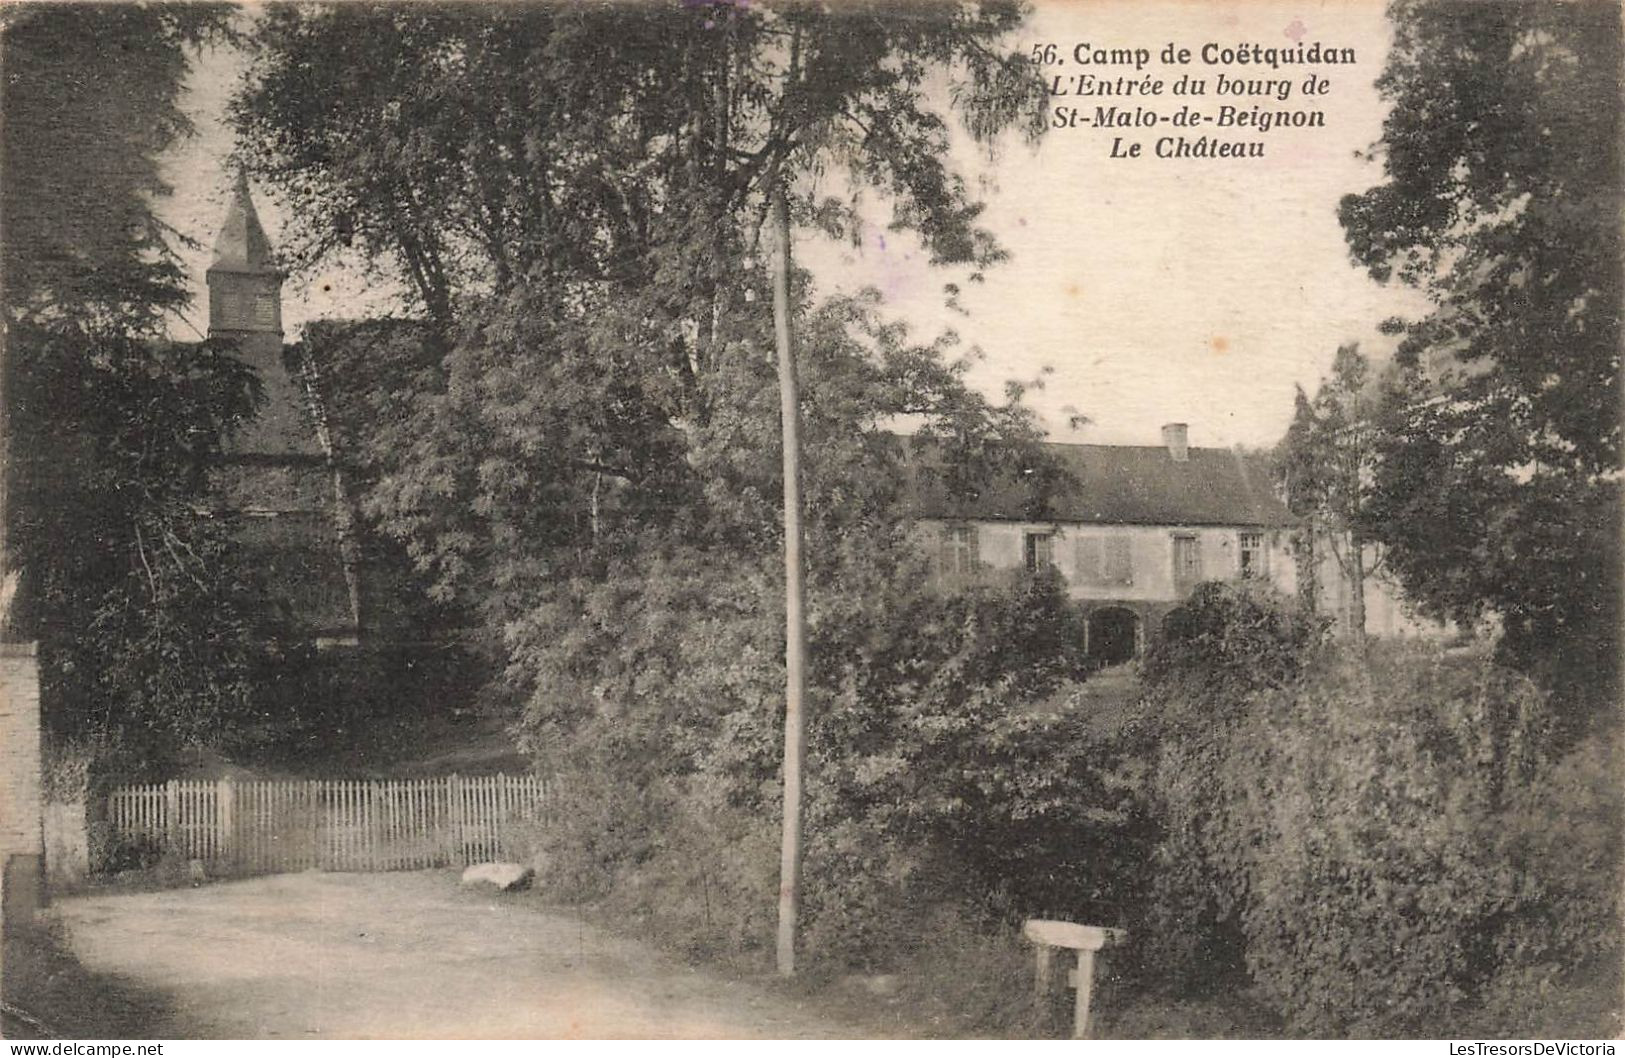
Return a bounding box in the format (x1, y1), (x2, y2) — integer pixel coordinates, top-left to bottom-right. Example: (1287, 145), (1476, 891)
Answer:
(0, 0), (1619, 1043)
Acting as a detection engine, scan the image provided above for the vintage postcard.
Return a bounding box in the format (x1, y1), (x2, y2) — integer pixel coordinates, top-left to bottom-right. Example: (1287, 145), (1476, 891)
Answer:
(2, 0), (1618, 1044)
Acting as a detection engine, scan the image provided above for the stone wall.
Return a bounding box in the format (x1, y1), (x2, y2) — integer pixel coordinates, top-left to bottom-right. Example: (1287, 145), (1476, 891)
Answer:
(1, 642), (44, 896)
(0, 641), (44, 1006)
(44, 801), (88, 890)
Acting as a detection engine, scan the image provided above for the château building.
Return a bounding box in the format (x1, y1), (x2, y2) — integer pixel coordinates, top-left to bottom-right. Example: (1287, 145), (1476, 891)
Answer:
(911, 422), (1445, 664)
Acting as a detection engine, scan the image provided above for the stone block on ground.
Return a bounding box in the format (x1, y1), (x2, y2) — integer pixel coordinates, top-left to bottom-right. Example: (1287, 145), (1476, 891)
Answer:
(460, 862), (533, 891)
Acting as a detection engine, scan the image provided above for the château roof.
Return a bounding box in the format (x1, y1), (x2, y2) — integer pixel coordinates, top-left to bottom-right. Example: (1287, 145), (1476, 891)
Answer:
(911, 440), (1297, 528)
(208, 172), (277, 275)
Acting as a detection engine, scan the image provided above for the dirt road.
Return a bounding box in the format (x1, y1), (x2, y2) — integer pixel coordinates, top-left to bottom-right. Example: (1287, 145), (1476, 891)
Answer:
(52, 871), (864, 1039)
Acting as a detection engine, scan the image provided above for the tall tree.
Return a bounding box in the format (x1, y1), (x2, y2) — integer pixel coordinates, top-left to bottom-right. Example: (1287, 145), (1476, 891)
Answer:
(1276, 344), (1382, 646)
(2, 4), (262, 772)
(1338, 0), (1621, 714)
(234, 2), (1042, 329)
(1, 4), (226, 330)
(234, 0), (1052, 621)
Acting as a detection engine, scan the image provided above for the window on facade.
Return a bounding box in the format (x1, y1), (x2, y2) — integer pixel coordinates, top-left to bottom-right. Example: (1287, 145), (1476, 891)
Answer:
(1077, 534), (1134, 586)
(254, 291), (276, 326)
(1172, 533), (1202, 586)
(1103, 535), (1132, 585)
(939, 524), (979, 577)
(1024, 531), (1055, 572)
(1238, 531), (1266, 578)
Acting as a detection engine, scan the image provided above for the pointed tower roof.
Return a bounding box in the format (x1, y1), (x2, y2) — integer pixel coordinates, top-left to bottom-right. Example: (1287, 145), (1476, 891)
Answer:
(209, 171), (277, 275)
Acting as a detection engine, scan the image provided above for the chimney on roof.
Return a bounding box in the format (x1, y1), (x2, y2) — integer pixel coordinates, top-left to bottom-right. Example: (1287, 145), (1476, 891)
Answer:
(1162, 422), (1189, 462)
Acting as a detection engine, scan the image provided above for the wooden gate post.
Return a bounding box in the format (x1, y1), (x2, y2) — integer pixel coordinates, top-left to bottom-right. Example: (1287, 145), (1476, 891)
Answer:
(1032, 942), (1054, 1030)
(1072, 947), (1098, 1038)
(307, 780), (320, 870)
(217, 778), (234, 869)
(164, 778), (180, 856)
(447, 774), (462, 866)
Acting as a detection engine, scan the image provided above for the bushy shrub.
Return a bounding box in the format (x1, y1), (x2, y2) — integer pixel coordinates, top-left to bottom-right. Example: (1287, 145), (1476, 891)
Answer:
(520, 554), (1151, 972)
(614, 779), (781, 960)
(1140, 580), (1327, 705)
(1136, 582), (1327, 986)
(1232, 650), (1569, 1034)
(801, 690), (1150, 967)
(796, 563), (1146, 964)
(1441, 730), (1622, 1037)
(1141, 587), (1621, 1036)
(530, 750), (664, 902)
(87, 821), (162, 875)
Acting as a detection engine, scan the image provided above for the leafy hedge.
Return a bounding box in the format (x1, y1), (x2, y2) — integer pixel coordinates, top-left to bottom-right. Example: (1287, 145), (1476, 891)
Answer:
(524, 567), (1620, 1036)
(521, 556), (1151, 967)
(1134, 582), (1328, 984)
(1140, 584), (1621, 1036)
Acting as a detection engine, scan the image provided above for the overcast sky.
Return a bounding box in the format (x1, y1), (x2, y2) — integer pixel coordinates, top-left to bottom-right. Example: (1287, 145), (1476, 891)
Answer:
(158, 0), (1430, 450)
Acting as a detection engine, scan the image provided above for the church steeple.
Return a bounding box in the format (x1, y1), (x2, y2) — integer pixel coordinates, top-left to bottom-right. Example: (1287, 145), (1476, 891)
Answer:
(200, 169), (359, 642)
(206, 172), (282, 352)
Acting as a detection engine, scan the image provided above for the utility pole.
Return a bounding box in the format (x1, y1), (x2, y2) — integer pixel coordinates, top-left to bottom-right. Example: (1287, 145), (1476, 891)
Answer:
(770, 180), (808, 977)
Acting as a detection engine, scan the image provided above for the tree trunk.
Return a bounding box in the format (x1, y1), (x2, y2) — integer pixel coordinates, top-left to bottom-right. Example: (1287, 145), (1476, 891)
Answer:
(1295, 528), (1319, 616)
(1348, 528), (1368, 650)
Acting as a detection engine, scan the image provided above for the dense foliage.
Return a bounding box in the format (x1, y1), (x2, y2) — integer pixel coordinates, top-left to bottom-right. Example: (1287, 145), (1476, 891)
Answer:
(1, 3), (230, 330)
(1135, 583), (1328, 983)
(237, 0), (1115, 975)
(1138, 586), (1620, 1037)
(527, 562), (1146, 969)
(1337, 0), (1621, 717)
(235, 2), (1044, 327)
(233, 2), (1621, 1033)
(7, 330), (264, 759)
(1238, 659), (1617, 1036)
(2, 4), (267, 775)
(235, 2), (1053, 628)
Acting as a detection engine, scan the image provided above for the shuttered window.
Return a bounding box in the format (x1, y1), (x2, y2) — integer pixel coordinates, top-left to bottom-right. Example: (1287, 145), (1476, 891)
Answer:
(1076, 534), (1133, 586)
(1173, 534), (1202, 587)
(939, 524), (979, 576)
(1104, 536), (1133, 585)
(1076, 535), (1102, 582)
(1024, 531), (1054, 571)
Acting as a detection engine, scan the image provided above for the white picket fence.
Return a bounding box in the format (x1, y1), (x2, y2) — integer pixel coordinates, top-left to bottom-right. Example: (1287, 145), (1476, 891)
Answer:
(104, 774), (551, 875)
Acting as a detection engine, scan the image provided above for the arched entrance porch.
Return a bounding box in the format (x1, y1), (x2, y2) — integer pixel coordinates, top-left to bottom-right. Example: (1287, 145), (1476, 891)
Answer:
(1084, 605), (1143, 666)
